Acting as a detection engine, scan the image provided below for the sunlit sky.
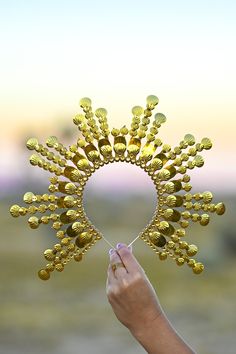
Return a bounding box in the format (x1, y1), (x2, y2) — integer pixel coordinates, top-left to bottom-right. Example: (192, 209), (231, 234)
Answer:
(0, 0), (235, 194)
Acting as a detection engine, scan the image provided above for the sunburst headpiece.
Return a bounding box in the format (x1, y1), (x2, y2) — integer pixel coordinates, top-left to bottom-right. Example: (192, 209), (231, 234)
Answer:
(10, 95), (226, 280)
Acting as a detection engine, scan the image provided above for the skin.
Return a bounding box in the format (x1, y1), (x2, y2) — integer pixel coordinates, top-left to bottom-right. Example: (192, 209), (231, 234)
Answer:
(106, 243), (196, 354)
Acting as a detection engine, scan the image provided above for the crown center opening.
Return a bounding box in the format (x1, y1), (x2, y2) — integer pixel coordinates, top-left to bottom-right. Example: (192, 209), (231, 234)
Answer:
(83, 162), (158, 244)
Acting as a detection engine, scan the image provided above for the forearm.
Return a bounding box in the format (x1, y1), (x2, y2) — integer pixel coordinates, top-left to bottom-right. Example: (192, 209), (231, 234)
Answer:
(107, 245), (196, 354)
(130, 311), (196, 354)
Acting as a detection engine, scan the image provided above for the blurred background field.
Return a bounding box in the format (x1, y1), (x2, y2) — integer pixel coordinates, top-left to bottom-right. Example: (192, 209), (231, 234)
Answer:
(1, 0), (236, 353)
(1, 184), (236, 354)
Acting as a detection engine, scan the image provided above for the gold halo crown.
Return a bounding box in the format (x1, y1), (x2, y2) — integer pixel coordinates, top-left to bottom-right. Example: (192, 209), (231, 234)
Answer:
(10, 95), (226, 280)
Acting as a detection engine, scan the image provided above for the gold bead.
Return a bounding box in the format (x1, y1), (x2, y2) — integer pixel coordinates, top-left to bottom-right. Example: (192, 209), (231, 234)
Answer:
(193, 262), (204, 274)
(154, 113), (166, 124)
(149, 232), (166, 247)
(138, 130), (146, 138)
(120, 125), (129, 135)
(73, 114), (85, 125)
(202, 191), (213, 203)
(215, 202), (226, 215)
(184, 134), (195, 146)
(200, 214), (210, 226)
(44, 249), (56, 261)
(183, 183), (192, 192)
(80, 97), (92, 108)
(75, 232), (93, 248)
(175, 228), (186, 237)
(67, 243), (76, 252)
(179, 241), (188, 249)
(28, 216), (39, 229)
(174, 248), (182, 256)
(187, 259), (196, 268)
(185, 201), (193, 209)
(46, 263), (55, 272)
(191, 213), (200, 222)
(55, 263), (64, 272)
(29, 205), (37, 214)
(193, 202), (201, 211)
(159, 169), (171, 181)
(60, 209), (78, 223)
(167, 241), (175, 249)
(146, 95), (159, 108)
(179, 220), (189, 228)
(187, 244), (198, 256)
(201, 137), (212, 150)
(181, 211), (191, 219)
(127, 139), (141, 155)
(163, 208), (181, 222)
(63, 196), (76, 208)
(74, 253), (83, 262)
(61, 237), (71, 246)
(60, 250), (68, 258)
(26, 137), (38, 150)
(208, 203), (216, 212)
(182, 174), (190, 182)
(54, 244), (62, 252)
(159, 252), (168, 260)
(23, 192), (35, 204)
(154, 138), (162, 147)
(95, 107), (107, 118)
(150, 127), (158, 135)
(10, 204), (21, 217)
(111, 128), (120, 136)
(194, 155), (204, 167)
(52, 221), (61, 230)
(38, 269), (50, 280)
(171, 235), (180, 243)
(65, 183), (77, 195)
(176, 257), (185, 266)
(178, 166), (187, 174)
(114, 141), (126, 154)
(46, 136), (58, 148)
(188, 147), (197, 156)
(132, 106), (144, 116)
(150, 158), (163, 171)
(56, 230), (65, 239)
(77, 138), (86, 147)
(29, 154), (41, 166)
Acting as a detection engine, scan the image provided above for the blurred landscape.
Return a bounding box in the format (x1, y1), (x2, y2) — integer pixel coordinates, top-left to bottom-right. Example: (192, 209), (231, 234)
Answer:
(1, 178), (236, 354)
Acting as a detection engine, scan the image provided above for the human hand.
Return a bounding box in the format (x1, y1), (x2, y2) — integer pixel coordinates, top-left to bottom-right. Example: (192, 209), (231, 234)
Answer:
(106, 243), (195, 354)
(106, 243), (163, 335)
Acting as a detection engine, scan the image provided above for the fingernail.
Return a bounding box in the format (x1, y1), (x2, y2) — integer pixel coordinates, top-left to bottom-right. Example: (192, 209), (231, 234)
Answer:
(116, 243), (126, 249)
(128, 245), (132, 252)
(109, 248), (115, 255)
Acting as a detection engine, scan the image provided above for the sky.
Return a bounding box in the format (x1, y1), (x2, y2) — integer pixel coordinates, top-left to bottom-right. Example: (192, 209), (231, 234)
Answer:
(0, 0), (235, 194)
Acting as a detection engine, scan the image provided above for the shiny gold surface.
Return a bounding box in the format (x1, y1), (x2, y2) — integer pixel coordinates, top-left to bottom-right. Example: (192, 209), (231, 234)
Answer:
(9, 95), (226, 280)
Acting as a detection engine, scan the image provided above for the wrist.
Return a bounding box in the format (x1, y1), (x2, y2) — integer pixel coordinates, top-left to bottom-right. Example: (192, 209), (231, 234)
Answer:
(129, 311), (196, 354)
(129, 310), (165, 342)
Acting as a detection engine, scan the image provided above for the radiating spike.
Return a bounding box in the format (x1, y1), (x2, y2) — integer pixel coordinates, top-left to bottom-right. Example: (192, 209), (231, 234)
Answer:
(95, 107), (110, 138)
(113, 136), (127, 156)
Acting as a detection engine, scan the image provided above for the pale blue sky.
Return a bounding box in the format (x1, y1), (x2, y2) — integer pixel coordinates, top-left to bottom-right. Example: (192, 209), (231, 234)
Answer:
(0, 0), (235, 193)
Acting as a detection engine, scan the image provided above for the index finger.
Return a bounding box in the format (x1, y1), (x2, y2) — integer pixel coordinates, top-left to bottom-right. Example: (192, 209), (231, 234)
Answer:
(116, 243), (142, 274)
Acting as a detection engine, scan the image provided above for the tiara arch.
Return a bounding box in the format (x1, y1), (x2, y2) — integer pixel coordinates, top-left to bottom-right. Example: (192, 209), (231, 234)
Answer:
(10, 95), (226, 280)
